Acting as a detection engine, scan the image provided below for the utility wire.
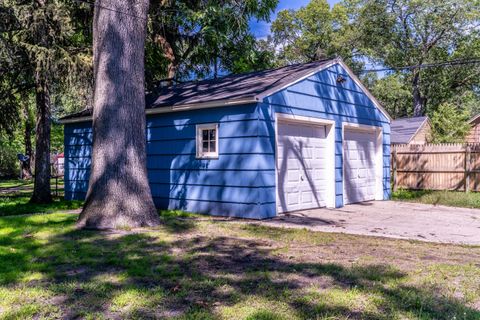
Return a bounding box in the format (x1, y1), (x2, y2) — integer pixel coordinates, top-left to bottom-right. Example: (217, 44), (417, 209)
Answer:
(71, 0), (480, 76)
(360, 58), (480, 73)
(73, 0), (181, 20)
(74, 0), (147, 20)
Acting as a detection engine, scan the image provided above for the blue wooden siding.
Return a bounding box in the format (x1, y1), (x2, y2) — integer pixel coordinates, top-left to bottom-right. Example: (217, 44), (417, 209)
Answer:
(64, 103), (276, 219)
(64, 62), (390, 219)
(261, 63), (391, 208)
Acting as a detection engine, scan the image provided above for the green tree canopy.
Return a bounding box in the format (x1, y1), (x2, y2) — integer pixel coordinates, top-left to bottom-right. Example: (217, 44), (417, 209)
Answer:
(365, 73), (412, 118)
(348, 0), (480, 116)
(0, 0), (92, 200)
(146, 0), (278, 88)
(430, 102), (471, 143)
(270, 0), (361, 70)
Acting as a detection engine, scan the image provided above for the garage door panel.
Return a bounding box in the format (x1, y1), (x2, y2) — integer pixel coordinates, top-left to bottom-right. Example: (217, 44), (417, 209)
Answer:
(287, 170), (300, 182)
(286, 159), (301, 169)
(277, 121), (329, 213)
(314, 148), (326, 160)
(314, 170), (326, 178)
(301, 192), (313, 204)
(344, 128), (378, 205)
(313, 169), (326, 179)
(344, 129), (374, 140)
(287, 193), (299, 205)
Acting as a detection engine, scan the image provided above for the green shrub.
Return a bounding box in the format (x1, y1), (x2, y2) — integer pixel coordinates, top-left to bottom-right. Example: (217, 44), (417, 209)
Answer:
(0, 135), (20, 179)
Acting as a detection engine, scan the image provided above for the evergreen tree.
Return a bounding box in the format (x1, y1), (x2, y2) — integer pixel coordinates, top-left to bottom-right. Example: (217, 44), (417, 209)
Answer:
(0, 0), (92, 199)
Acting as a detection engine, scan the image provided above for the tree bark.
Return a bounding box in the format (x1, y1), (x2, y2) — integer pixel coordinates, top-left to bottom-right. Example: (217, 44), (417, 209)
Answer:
(155, 34), (177, 80)
(30, 70), (52, 203)
(22, 105), (33, 179)
(412, 69), (424, 117)
(77, 0), (160, 229)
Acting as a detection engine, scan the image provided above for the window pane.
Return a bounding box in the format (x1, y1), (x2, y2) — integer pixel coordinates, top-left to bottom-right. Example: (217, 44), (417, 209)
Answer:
(209, 129), (216, 140)
(209, 141), (216, 152)
(202, 130), (209, 141)
(202, 141), (209, 152)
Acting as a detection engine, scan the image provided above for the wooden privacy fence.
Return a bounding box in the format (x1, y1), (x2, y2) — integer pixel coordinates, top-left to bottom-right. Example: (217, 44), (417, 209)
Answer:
(391, 143), (480, 192)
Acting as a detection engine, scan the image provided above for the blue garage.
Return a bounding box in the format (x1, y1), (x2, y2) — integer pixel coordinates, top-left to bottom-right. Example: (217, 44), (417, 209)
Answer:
(61, 57), (391, 219)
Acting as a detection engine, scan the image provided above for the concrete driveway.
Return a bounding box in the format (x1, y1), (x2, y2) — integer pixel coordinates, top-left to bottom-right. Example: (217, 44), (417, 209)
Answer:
(261, 201), (480, 245)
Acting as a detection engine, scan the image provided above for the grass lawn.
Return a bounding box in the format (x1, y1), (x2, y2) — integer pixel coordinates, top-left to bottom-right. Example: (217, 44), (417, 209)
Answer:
(0, 178), (63, 189)
(0, 179), (79, 217)
(0, 194), (82, 217)
(0, 208), (479, 319)
(0, 179), (32, 189)
(393, 189), (480, 209)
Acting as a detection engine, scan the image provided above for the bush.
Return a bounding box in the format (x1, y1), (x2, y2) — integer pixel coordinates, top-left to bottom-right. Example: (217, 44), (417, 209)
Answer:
(430, 102), (470, 143)
(0, 135), (21, 179)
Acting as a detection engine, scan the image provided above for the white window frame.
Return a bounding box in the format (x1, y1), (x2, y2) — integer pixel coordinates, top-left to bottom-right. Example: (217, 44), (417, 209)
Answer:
(196, 123), (219, 159)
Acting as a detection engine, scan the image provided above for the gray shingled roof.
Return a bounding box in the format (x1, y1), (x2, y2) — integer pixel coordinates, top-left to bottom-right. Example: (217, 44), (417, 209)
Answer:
(391, 116), (429, 144)
(61, 58), (334, 120)
(147, 59), (334, 108)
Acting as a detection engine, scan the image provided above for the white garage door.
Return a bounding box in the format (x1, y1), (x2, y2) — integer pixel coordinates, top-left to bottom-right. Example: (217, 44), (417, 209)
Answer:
(277, 121), (329, 213)
(343, 128), (377, 204)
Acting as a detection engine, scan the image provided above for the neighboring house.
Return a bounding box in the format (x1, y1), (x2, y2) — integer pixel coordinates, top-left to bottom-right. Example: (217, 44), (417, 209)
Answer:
(60, 57), (391, 219)
(52, 152), (65, 176)
(390, 116), (431, 145)
(466, 114), (480, 143)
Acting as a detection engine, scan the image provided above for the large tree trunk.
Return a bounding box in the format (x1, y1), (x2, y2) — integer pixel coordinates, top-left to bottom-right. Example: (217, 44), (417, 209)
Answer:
(77, 0), (160, 229)
(30, 70), (52, 203)
(412, 69), (424, 117)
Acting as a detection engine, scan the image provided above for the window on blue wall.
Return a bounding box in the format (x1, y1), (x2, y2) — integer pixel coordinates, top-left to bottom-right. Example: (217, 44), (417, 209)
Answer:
(196, 123), (219, 159)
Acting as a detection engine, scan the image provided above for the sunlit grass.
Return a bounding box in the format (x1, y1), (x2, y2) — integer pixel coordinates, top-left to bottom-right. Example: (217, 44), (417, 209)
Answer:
(0, 178), (76, 217)
(0, 179), (32, 189)
(0, 211), (479, 319)
(0, 178), (63, 189)
(0, 195), (82, 216)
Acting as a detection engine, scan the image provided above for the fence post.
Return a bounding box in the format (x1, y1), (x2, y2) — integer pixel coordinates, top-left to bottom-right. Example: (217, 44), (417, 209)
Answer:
(465, 144), (471, 193)
(392, 147), (398, 192)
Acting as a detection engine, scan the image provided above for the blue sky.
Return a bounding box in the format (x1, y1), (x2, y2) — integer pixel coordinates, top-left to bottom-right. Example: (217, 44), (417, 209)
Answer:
(249, 0), (341, 38)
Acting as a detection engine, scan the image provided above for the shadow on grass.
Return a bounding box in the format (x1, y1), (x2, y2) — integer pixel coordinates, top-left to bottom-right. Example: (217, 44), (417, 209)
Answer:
(0, 195), (82, 217)
(0, 214), (478, 319)
(158, 210), (197, 233)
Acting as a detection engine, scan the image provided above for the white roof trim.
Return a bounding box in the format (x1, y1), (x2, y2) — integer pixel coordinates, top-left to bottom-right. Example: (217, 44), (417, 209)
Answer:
(59, 115), (92, 124)
(146, 97), (257, 114)
(469, 114), (480, 124)
(59, 97), (258, 124)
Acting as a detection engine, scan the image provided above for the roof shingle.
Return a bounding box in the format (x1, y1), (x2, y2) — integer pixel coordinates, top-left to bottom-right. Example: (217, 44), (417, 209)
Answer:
(61, 58), (335, 120)
(391, 116), (429, 144)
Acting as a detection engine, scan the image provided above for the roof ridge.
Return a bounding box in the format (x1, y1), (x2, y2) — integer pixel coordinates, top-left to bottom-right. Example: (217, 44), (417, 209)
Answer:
(393, 116), (428, 121)
(155, 58), (337, 90)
